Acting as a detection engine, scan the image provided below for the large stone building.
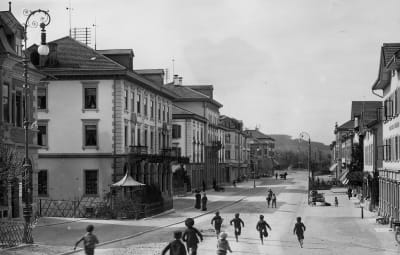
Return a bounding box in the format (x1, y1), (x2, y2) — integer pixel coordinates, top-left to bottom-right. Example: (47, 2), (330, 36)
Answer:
(0, 9), (44, 219)
(31, 37), (180, 216)
(219, 115), (249, 182)
(165, 76), (223, 189)
(372, 43), (400, 220)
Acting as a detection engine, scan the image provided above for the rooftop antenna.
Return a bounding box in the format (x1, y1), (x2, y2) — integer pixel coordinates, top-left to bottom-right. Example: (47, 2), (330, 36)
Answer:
(172, 58), (175, 76)
(165, 68), (169, 84)
(92, 17), (97, 50)
(66, 0), (73, 36)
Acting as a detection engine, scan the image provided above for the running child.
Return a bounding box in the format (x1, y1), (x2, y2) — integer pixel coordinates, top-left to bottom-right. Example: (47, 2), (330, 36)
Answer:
(211, 211), (224, 238)
(162, 230), (187, 255)
(293, 216), (306, 248)
(230, 213), (245, 242)
(182, 217), (203, 255)
(74, 224), (99, 255)
(256, 215), (271, 245)
(217, 232), (232, 255)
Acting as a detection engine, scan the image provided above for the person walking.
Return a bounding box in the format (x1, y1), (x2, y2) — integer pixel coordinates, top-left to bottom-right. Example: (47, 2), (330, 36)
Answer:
(217, 232), (232, 255)
(230, 213), (245, 242)
(162, 231), (187, 255)
(334, 196), (338, 207)
(271, 193), (277, 208)
(256, 215), (271, 245)
(201, 193), (208, 211)
(211, 211), (223, 238)
(275, 173), (278, 179)
(202, 180), (206, 192)
(74, 225), (99, 255)
(347, 187), (352, 200)
(293, 217), (306, 248)
(182, 218), (203, 255)
(194, 190), (201, 209)
(266, 193), (272, 208)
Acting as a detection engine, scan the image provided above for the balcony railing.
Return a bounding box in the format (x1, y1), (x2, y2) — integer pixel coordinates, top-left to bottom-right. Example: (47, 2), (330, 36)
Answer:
(129, 145), (148, 155)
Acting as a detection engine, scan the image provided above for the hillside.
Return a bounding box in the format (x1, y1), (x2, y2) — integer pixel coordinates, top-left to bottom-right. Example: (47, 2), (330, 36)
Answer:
(269, 134), (330, 154)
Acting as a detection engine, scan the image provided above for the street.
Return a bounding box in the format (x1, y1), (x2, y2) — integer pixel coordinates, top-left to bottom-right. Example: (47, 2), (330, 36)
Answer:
(3, 170), (400, 255)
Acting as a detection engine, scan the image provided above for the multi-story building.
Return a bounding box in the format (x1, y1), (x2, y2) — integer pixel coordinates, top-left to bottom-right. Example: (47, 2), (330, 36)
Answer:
(244, 128), (275, 177)
(372, 43), (400, 220)
(0, 9), (45, 218)
(171, 104), (206, 192)
(165, 76), (223, 189)
(31, 37), (180, 215)
(219, 115), (249, 182)
(334, 120), (355, 184)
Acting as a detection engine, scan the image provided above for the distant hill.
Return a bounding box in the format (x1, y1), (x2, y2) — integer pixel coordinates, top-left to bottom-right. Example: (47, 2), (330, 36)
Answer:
(269, 134), (331, 170)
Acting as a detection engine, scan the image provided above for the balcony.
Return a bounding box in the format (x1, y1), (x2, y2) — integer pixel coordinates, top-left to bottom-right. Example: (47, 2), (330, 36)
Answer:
(129, 145), (148, 155)
(128, 146), (189, 164)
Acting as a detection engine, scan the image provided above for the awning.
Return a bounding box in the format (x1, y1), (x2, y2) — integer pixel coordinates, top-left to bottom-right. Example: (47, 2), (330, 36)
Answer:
(339, 169), (349, 184)
(111, 173), (145, 187)
(329, 163), (338, 171)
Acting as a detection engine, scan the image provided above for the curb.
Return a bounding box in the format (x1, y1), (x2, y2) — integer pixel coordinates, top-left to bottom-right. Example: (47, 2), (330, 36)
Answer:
(1, 244), (33, 252)
(35, 218), (86, 228)
(57, 196), (246, 255)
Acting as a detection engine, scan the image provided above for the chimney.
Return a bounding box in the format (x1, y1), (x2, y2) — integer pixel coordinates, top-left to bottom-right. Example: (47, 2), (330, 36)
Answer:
(178, 76), (183, 85)
(173, 74), (179, 85)
(8, 2), (11, 12)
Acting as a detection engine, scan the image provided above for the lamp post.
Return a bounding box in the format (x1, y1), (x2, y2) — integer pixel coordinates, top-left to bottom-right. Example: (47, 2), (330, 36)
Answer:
(22, 8), (51, 244)
(299, 132), (311, 205)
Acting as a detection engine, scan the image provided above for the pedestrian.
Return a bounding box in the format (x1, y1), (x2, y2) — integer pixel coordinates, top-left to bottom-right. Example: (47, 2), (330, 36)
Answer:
(275, 173), (278, 179)
(230, 213), (245, 242)
(217, 232), (232, 255)
(182, 218), (203, 255)
(266, 193), (271, 208)
(74, 224), (99, 255)
(202, 180), (206, 192)
(201, 193), (208, 211)
(213, 178), (217, 190)
(334, 196), (338, 207)
(211, 211), (223, 238)
(347, 187), (352, 200)
(284, 172), (288, 180)
(268, 188), (273, 197)
(256, 215), (271, 245)
(293, 216), (306, 248)
(271, 193), (277, 208)
(194, 190), (201, 209)
(162, 230), (187, 255)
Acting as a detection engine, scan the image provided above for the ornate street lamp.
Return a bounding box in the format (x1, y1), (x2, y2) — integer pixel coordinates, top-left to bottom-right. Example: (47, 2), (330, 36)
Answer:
(299, 132), (311, 205)
(22, 8), (51, 244)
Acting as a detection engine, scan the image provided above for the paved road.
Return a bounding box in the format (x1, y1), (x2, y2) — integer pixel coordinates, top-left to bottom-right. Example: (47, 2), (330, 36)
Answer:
(4, 170), (400, 255)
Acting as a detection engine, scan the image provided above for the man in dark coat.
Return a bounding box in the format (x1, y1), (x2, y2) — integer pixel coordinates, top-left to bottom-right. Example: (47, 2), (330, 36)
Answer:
(201, 193), (208, 211)
(194, 190), (201, 209)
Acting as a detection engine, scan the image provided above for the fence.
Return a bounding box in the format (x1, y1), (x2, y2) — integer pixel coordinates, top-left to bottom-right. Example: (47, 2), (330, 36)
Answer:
(38, 197), (105, 218)
(0, 221), (27, 248)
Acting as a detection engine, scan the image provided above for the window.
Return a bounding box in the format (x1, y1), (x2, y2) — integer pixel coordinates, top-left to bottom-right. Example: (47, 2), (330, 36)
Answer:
(226, 134), (231, 144)
(144, 97), (148, 116)
(162, 105), (166, 121)
(225, 150), (231, 160)
(131, 91), (135, 112)
(144, 129), (148, 146)
(131, 126), (135, 145)
(124, 90), (128, 110)
(167, 106), (169, 122)
(3, 84), (9, 122)
(137, 128), (141, 146)
(150, 100), (154, 119)
(84, 170), (98, 195)
(150, 131), (154, 150)
(16, 91), (23, 127)
(38, 170), (48, 196)
(124, 125), (128, 147)
(83, 87), (97, 109)
(137, 94), (141, 114)
(82, 120), (99, 149)
(37, 87), (47, 110)
(172, 124), (181, 138)
(158, 102), (161, 120)
(37, 123), (48, 147)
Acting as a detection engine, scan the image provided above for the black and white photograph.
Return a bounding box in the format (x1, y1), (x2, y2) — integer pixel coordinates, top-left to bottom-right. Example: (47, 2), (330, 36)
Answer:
(0, 0), (399, 254)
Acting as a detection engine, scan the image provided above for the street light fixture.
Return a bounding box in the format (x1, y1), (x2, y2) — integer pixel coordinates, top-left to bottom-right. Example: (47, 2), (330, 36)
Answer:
(299, 132), (311, 205)
(22, 8), (51, 244)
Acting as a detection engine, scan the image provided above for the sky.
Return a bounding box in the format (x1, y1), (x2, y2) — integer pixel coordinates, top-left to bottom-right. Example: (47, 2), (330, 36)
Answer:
(6, 0), (400, 145)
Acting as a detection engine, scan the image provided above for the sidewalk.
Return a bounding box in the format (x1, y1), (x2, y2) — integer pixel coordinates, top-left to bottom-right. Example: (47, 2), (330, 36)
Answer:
(1, 180), (258, 255)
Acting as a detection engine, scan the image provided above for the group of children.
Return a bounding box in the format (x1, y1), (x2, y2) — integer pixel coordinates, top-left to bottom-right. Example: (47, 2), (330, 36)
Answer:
(266, 189), (277, 208)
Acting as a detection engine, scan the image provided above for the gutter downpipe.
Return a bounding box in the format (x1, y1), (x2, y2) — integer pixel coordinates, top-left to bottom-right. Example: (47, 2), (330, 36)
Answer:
(113, 78), (117, 183)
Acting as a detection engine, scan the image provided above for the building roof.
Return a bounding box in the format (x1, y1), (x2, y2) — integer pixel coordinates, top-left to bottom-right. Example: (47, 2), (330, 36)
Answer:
(245, 129), (275, 141)
(336, 120), (354, 131)
(97, 49), (134, 56)
(172, 105), (207, 122)
(351, 101), (381, 120)
(372, 43), (400, 91)
(164, 84), (223, 108)
(135, 69), (164, 75)
(35, 37), (177, 99)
